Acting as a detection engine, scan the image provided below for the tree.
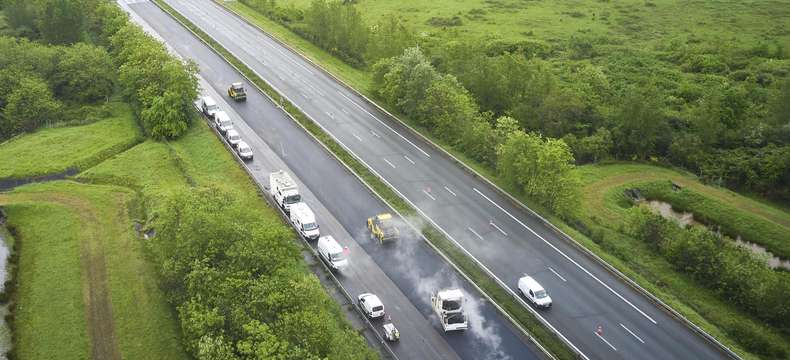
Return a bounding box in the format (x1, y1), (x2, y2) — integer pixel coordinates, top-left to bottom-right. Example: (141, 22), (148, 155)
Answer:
(2, 76), (61, 138)
(53, 43), (115, 102)
(37, 0), (87, 44)
(611, 84), (669, 159)
(373, 47), (438, 119)
(365, 17), (415, 63)
(416, 74), (478, 142)
(497, 131), (580, 216)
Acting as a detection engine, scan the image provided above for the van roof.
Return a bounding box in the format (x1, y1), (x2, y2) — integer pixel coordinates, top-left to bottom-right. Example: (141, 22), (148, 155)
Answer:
(290, 202), (315, 222)
(318, 235), (343, 253)
(519, 276), (544, 291)
(215, 111), (230, 122)
(437, 289), (464, 301)
(202, 96), (217, 106)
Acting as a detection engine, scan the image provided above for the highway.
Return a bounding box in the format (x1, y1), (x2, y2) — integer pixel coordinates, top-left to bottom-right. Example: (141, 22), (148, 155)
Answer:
(123, 1), (541, 359)
(148, 0), (732, 359)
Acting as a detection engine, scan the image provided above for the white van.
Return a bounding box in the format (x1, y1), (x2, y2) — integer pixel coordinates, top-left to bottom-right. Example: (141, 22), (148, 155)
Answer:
(213, 111), (233, 134)
(289, 202), (319, 240)
(518, 275), (552, 309)
(201, 96), (219, 119)
(317, 235), (348, 270)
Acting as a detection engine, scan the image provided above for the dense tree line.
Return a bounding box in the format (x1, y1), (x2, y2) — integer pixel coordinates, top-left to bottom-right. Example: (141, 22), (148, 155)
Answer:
(239, 0), (789, 202)
(373, 48), (581, 216)
(0, 37), (115, 139)
(239, 0), (415, 67)
(0, 0), (198, 140)
(627, 207), (790, 357)
(150, 188), (377, 360)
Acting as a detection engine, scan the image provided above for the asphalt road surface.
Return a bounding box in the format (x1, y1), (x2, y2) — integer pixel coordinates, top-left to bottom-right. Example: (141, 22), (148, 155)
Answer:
(149, 0), (732, 359)
(124, 2), (541, 359)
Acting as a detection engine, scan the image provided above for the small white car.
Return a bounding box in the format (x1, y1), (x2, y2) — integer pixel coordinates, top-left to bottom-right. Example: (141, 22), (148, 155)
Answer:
(358, 293), (385, 319)
(236, 141), (253, 161)
(518, 275), (552, 309)
(201, 96), (219, 119)
(225, 129), (242, 147)
(213, 111), (233, 134)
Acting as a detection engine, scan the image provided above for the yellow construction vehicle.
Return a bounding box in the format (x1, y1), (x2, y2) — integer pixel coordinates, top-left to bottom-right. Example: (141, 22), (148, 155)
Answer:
(367, 213), (399, 243)
(228, 82), (247, 101)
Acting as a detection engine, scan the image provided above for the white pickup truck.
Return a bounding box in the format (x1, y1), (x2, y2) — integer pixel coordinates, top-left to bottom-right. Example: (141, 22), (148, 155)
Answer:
(431, 289), (468, 332)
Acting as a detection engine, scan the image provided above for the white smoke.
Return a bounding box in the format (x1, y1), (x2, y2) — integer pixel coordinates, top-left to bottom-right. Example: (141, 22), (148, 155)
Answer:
(372, 214), (512, 360)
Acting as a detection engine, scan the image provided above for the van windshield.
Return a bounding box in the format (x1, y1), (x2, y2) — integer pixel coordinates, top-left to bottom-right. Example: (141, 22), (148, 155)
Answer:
(535, 290), (548, 299)
(303, 222), (318, 231)
(220, 120), (232, 128)
(330, 252), (345, 261)
(285, 194), (301, 204)
(207, 104), (218, 111)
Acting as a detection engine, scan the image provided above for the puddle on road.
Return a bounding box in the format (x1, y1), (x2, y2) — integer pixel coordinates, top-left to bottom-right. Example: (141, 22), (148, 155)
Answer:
(642, 200), (790, 271)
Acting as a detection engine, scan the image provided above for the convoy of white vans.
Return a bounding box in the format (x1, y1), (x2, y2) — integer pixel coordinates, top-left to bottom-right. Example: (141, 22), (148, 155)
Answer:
(198, 88), (552, 345)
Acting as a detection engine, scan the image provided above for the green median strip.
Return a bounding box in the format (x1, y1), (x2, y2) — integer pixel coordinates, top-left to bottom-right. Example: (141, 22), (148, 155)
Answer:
(149, 1), (576, 358)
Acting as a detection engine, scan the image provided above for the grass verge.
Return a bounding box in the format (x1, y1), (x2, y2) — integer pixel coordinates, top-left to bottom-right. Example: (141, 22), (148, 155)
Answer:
(152, 0), (575, 358)
(3, 202), (89, 359)
(0, 101), (142, 180)
(0, 182), (189, 360)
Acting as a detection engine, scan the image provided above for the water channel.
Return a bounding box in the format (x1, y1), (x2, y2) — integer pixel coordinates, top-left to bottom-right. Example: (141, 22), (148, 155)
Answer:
(642, 200), (790, 271)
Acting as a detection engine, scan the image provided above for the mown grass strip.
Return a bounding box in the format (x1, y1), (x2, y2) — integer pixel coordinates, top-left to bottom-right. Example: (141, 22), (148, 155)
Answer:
(150, 1), (575, 358)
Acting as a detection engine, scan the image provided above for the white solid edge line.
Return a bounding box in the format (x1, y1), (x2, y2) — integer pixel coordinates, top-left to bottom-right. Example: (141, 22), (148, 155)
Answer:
(620, 323), (646, 344)
(337, 90), (431, 158)
(444, 186), (457, 197)
(595, 332), (618, 351)
(548, 267), (567, 282)
(472, 188), (658, 325)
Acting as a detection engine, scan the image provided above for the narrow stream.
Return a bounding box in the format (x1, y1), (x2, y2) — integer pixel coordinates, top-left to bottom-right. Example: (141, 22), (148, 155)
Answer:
(642, 200), (790, 271)
(0, 227), (11, 358)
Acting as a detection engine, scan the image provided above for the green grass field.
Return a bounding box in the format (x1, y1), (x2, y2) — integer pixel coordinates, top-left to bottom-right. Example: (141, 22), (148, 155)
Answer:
(0, 94), (294, 359)
(3, 202), (89, 359)
(0, 102), (142, 180)
(273, 0), (790, 50)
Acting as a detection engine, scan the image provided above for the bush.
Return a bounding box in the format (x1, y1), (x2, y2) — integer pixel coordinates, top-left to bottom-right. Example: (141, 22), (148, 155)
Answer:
(627, 207), (790, 339)
(637, 180), (790, 259)
(150, 187), (377, 360)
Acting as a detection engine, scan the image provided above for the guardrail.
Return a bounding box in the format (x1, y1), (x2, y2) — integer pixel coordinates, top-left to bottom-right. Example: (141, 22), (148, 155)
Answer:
(209, 2), (742, 359)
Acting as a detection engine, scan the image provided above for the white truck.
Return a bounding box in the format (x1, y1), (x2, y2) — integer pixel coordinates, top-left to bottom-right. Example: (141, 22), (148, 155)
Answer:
(269, 170), (301, 213)
(431, 289), (468, 332)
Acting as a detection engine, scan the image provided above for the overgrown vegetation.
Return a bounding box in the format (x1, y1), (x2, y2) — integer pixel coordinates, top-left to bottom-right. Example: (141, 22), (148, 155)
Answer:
(150, 188), (377, 359)
(232, 0), (790, 202)
(637, 180), (790, 260)
(627, 207), (789, 357)
(0, 0), (198, 140)
(0, 101), (141, 179)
